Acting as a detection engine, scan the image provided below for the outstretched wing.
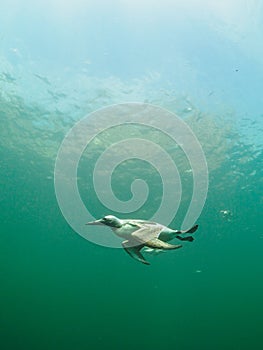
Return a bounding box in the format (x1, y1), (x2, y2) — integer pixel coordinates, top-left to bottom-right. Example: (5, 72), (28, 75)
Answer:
(122, 240), (150, 265)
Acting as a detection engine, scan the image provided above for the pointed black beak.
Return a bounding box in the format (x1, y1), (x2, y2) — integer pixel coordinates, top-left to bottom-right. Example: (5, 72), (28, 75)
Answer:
(86, 219), (103, 226)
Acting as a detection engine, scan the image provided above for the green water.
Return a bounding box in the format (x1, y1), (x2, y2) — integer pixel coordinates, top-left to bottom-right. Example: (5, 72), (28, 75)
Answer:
(1, 78), (262, 349)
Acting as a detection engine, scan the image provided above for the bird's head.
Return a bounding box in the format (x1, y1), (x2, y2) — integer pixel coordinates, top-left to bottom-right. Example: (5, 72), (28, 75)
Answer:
(86, 215), (122, 228)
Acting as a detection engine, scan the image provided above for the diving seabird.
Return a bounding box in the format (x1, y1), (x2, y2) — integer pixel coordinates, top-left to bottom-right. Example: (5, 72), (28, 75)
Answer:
(86, 215), (198, 265)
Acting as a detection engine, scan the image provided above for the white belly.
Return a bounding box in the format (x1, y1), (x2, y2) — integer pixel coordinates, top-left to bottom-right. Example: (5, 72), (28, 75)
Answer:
(112, 224), (138, 239)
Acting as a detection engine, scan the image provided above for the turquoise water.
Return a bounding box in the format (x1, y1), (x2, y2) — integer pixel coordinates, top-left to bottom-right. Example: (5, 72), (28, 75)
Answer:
(1, 1), (263, 349)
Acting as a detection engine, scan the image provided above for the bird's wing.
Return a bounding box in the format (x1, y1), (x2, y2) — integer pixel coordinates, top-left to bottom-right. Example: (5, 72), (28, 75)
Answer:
(125, 219), (158, 226)
(122, 241), (150, 265)
(146, 239), (182, 250)
(131, 224), (163, 244)
(131, 224), (183, 250)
